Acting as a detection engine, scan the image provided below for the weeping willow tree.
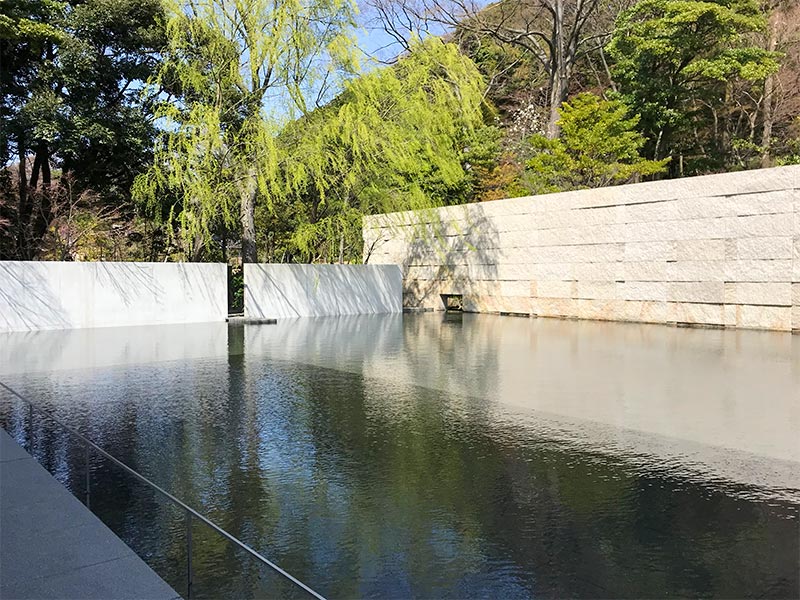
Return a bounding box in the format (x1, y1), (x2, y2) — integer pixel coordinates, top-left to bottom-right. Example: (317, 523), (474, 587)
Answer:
(132, 0), (357, 261)
(267, 38), (498, 263)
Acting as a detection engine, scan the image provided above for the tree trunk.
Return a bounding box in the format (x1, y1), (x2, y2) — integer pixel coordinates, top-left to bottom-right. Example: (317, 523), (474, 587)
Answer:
(760, 27), (777, 168)
(191, 234), (205, 261)
(33, 141), (52, 244)
(545, 0), (568, 139)
(654, 129), (664, 161)
(546, 76), (563, 139)
(599, 46), (616, 93)
(719, 84), (732, 159)
(16, 133), (29, 257)
(41, 143), (51, 186)
(30, 151), (42, 190)
(240, 183), (258, 263)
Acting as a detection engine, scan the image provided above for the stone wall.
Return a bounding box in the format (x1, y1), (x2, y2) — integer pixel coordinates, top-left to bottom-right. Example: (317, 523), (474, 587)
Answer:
(244, 264), (402, 319)
(364, 166), (800, 332)
(0, 261), (227, 332)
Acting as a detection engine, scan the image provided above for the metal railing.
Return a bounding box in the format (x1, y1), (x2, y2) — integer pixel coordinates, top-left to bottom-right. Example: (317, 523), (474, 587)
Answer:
(0, 381), (325, 600)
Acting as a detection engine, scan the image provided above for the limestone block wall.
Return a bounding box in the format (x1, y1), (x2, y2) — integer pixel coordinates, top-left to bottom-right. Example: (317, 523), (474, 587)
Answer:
(0, 261), (227, 332)
(244, 264), (402, 319)
(363, 166), (800, 332)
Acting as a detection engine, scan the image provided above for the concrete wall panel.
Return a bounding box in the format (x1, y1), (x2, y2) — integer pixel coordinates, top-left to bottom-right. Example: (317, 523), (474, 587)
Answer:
(244, 264), (402, 319)
(0, 261), (226, 333)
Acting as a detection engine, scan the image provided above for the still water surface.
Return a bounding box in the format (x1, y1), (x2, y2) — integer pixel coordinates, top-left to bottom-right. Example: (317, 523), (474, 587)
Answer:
(1, 314), (798, 598)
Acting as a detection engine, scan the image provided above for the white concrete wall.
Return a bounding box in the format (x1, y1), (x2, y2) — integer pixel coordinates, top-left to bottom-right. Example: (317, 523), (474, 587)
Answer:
(244, 264), (402, 319)
(364, 165), (800, 331)
(0, 261), (227, 332)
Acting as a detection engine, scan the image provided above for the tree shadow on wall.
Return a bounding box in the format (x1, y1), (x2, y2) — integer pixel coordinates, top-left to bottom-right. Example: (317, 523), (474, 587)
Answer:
(0, 262), (71, 331)
(95, 262), (163, 307)
(96, 262), (224, 317)
(245, 264), (402, 319)
(366, 204), (501, 311)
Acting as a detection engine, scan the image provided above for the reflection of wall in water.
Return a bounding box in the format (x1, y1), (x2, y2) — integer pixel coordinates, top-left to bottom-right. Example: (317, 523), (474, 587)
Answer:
(241, 313), (800, 495)
(0, 322), (230, 376)
(0, 314), (797, 598)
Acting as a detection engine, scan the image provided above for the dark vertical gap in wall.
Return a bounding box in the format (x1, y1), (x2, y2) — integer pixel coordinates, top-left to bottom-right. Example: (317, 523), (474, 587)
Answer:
(228, 265), (244, 316)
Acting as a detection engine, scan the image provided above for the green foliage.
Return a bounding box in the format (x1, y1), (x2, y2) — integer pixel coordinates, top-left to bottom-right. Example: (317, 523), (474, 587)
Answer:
(0, 1), (66, 146)
(133, 0), (358, 260)
(266, 38), (497, 263)
(1, 0), (165, 258)
(5, 0), (797, 262)
(472, 154), (527, 201)
(228, 265), (244, 313)
(524, 93), (668, 192)
(607, 0), (780, 167)
(1, 0), (165, 194)
(775, 130), (800, 166)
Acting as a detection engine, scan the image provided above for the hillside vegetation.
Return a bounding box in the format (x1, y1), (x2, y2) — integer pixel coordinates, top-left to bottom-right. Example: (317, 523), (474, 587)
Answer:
(1, 0), (797, 262)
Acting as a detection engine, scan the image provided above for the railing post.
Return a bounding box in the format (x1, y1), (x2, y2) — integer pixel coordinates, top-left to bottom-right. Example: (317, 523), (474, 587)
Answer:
(186, 510), (193, 599)
(85, 444), (91, 509)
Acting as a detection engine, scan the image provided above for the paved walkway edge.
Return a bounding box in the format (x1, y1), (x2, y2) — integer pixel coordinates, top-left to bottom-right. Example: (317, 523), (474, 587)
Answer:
(0, 428), (181, 600)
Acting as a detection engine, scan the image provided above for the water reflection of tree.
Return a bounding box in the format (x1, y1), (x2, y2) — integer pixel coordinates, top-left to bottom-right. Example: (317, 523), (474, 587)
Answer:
(2, 340), (797, 598)
(293, 362), (799, 598)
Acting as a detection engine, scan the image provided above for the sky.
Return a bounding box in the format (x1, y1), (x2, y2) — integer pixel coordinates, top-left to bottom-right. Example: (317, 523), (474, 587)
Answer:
(353, 2), (451, 66)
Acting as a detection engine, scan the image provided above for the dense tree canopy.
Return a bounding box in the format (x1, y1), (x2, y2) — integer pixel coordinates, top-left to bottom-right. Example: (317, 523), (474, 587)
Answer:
(524, 92), (668, 192)
(131, 0), (359, 261)
(1, 0), (798, 262)
(607, 0), (780, 173)
(1, 0), (164, 258)
(263, 39), (497, 263)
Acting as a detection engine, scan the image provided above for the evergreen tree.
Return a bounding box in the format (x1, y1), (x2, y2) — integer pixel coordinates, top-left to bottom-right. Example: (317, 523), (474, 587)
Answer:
(0, 0), (164, 258)
(607, 0), (780, 173)
(524, 92), (668, 192)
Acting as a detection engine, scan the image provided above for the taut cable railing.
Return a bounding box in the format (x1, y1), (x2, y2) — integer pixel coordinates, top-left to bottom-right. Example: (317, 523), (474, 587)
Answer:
(0, 381), (326, 600)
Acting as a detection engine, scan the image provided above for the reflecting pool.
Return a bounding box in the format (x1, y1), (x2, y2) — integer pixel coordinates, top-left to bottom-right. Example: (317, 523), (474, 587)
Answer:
(1, 314), (798, 598)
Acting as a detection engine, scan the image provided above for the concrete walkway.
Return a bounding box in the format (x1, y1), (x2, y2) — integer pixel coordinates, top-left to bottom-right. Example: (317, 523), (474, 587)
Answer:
(0, 429), (180, 600)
